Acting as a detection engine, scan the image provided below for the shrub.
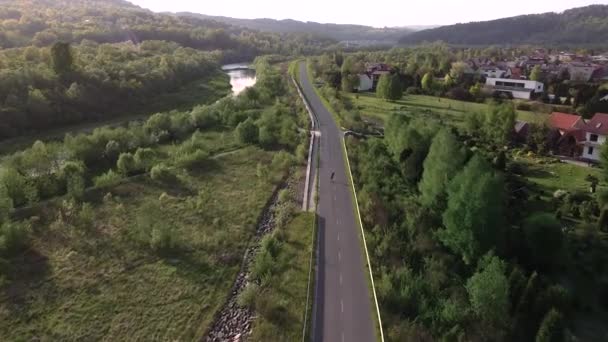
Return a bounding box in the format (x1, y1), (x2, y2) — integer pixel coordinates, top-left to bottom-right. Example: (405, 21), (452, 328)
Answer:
(535, 308), (564, 342)
(405, 86), (421, 95)
(75, 203), (95, 230)
(274, 202), (295, 229)
(94, 169), (123, 188)
(296, 143), (308, 163)
(135, 200), (178, 253)
(150, 164), (176, 183)
(237, 283), (259, 308)
(117, 153), (138, 175)
(271, 151), (295, 174)
(175, 150), (209, 169)
(251, 249), (274, 280)
(190, 105), (218, 129)
(0, 167), (37, 206)
(134, 148), (156, 172)
(0, 221), (30, 257)
(236, 118), (259, 144)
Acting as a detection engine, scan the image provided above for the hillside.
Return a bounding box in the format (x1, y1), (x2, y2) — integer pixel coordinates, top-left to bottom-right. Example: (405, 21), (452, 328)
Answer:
(399, 5), (608, 46)
(178, 12), (414, 43)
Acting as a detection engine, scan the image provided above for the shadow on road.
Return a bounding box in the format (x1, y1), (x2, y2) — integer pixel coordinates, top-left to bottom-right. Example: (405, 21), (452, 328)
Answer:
(314, 214), (326, 342)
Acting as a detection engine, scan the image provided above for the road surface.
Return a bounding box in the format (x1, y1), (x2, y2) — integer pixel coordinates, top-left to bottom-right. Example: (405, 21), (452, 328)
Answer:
(298, 62), (376, 342)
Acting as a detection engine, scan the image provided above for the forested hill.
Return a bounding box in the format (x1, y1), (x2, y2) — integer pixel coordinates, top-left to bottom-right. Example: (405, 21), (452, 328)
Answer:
(0, 0), (335, 57)
(399, 5), (608, 46)
(177, 12), (413, 43)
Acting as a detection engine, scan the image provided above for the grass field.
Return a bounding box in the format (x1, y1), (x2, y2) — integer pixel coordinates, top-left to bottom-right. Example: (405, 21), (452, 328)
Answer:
(250, 212), (314, 341)
(348, 92), (544, 128)
(0, 146), (282, 341)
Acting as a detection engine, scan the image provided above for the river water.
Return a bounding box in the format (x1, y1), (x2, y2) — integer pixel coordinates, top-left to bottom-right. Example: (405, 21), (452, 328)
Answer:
(222, 63), (257, 96)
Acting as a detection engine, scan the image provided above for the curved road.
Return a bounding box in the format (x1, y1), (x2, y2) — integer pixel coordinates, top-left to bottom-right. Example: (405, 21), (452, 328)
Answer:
(298, 62), (376, 342)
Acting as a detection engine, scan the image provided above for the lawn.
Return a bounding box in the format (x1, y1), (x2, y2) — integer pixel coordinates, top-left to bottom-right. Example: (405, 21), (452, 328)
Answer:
(250, 212), (315, 342)
(0, 146), (283, 341)
(348, 92), (544, 127)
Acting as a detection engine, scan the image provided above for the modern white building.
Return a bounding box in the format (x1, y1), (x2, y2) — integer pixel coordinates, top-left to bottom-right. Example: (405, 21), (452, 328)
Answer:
(485, 78), (544, 100)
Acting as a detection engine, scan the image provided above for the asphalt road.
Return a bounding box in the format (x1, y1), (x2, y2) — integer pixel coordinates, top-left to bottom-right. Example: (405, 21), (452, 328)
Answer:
(298, 62), (376, 342)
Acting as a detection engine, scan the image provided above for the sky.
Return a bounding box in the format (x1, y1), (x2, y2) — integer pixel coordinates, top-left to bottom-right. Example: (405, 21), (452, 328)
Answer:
(127, 0), (606, 27)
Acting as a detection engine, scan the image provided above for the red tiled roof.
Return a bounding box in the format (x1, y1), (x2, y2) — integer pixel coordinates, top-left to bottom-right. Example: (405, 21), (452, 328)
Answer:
(549, 112), (583, 131)
(584, 113), (608, 135)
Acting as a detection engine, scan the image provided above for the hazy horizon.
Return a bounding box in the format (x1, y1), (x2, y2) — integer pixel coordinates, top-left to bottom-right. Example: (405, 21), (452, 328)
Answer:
(127, 0), (605, 27)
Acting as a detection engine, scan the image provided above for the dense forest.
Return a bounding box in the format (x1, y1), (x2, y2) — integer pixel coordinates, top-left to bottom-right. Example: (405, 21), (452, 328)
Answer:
(0, 0), (336, 139)
(400, 5), (608, 47)
(178, 13), (414, 43)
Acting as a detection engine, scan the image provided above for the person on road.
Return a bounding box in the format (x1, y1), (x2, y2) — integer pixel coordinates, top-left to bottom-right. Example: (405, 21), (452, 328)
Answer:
(330, 171), (335, 182)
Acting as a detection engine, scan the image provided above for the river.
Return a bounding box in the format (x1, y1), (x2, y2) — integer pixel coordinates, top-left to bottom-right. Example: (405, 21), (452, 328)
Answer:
(222, 63), (257, 96)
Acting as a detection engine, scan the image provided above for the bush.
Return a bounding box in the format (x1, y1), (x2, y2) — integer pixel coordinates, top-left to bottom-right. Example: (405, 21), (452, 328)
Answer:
(236, 118), (259, 144)
(0, 221), (30, 257)
(0, 185), (13, 224)
(134, 148), (156, 172)
(190, 105), (218, 129)
(117, 153), (138, 175)
(237, 283), (260, 308)
(135, 200), (178, 253)
(175, 150), (209, 169)
(0, 167), (37, 206)
(94, 169), (123, 188)
(535, 308), (564, 342)
(150, 164), (176, 183)
(75, 203), (95, 230)
(405, 86), (421, 95)
(251, 248), (275, 281)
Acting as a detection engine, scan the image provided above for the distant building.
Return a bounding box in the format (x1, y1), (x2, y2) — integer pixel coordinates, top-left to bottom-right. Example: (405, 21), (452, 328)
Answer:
(548, 112), (608, 162)
(357, 74), (374, 92)
(364, 63), (392, 89)
(479, 66), (506, 78)
(485, 78), (544, 100)
(580, 113), (608, 161)
(568, 63), (597, 82)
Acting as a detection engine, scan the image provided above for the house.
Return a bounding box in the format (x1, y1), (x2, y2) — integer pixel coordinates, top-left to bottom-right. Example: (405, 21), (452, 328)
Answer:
(485, 78), (544, 100)
(505, 67), (524, 79)
(547, 112), (608, 162)
(568, 63), (597, 82)
(512, 121), (530, 143)
(479, 66), (506, 78)
(580, 113), (608, 161)
(356, 74), (373, 91)
(364, 63), (392, 89)
(548, 112), (586, 157)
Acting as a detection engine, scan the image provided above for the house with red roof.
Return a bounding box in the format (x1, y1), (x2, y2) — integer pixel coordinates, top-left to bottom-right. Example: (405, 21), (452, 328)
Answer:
(548, 112), (608, 161)
(580, 113), (608, 161)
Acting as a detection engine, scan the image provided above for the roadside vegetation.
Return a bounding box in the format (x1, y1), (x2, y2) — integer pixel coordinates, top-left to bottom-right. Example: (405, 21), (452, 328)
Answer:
(0, 56), (312, 340)
(305, 44), (608, 340)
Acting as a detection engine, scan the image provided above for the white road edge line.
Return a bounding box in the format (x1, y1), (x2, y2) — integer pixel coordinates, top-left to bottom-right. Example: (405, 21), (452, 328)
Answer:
(343, 136), (386, 342)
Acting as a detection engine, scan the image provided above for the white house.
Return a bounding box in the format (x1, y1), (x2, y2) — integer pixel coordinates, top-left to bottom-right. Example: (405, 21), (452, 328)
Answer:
(356, 74), (373, 91)
(485, 78), (544, 100)
(580, 113), (608, 161)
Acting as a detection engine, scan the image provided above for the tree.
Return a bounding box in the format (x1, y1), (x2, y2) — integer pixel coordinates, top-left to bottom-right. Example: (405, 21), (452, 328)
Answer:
(421, 72), (434, 93)
(530, 65), (542, 81)
(484, 102), (516, 146)
(449, 61), (468, 82)
(376, 74), (402, 101)
(50, 41), (73, 75)
(419, 129), (466, 207)
(535, 308), (564, 342)
(466, 253), (510, 328)
(439, 155), (506, 264)
(236, 118), (259, 145)
(523, 213), (564, 271)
